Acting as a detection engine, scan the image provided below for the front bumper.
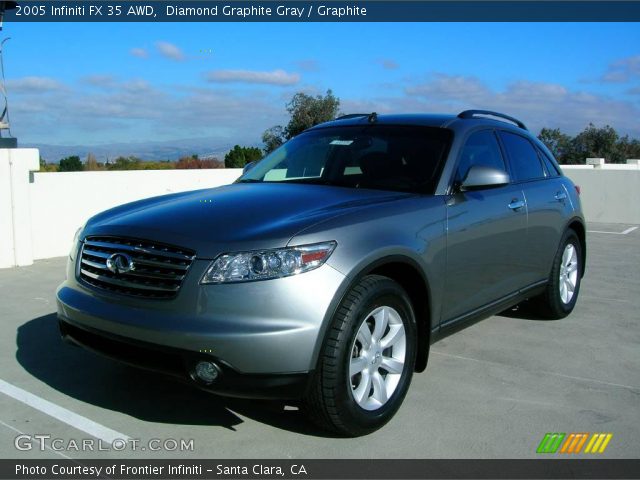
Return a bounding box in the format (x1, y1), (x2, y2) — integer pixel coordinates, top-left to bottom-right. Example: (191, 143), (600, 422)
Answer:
(56, 258), (347, 397)
(58, 319), (310, 399)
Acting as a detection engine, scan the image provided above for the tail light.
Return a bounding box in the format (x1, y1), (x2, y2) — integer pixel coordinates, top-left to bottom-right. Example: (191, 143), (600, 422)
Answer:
(574, 185), (581, 196)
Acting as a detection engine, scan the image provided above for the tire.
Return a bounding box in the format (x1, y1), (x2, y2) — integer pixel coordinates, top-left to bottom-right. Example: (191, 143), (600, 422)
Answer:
(531, 229), (583, 319)
(303, 275), (417, 437)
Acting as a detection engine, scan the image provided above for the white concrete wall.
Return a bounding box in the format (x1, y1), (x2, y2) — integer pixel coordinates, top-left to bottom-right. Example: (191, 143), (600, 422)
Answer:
(28, 168), (242, 261)
(2, 146), (639, 268)
(0, 149), (40, 268)
(562, 164), (640, 224)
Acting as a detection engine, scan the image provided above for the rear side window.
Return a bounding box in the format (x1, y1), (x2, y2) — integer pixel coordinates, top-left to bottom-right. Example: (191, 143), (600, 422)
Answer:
(537, 148), (561, 177)
(455, 130), (506, 183)
(499, 131), (545, 182)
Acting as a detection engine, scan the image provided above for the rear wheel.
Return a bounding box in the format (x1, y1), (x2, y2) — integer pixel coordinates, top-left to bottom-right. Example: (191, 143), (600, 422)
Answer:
(531, 229), (582, 319)
(303, 275), (417, 436)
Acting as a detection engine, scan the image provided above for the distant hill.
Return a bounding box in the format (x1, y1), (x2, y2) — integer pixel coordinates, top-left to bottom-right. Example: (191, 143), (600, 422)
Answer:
(24, 137), (257, 163)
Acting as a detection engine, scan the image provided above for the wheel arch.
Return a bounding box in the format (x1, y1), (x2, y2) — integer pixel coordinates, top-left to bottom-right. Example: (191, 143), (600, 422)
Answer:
(566, 217), (587, 277)
(316, 255), (434, 374)
(366, 258), (432, 372)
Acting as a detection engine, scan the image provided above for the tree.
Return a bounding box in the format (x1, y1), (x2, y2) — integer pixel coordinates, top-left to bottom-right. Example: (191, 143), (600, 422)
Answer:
(224, 145), (263, 168)
(538, 128), (573, 161)
(261, 126), (285, 154)
(538, 124), (640, 164)
(107, 156), (142, 170)
(617, 135), (640, 161)
(58, 155), (83, 172)
(284, 90), (340, 138)
(262, 89), (340, 153)
(572, 123), (621, 163)
(85, 153), (101, 171)
(175, 156), (224, 169)
(39, 157), (58, 172)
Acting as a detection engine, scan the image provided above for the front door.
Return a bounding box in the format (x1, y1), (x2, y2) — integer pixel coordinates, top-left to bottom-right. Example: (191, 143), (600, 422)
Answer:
(442, 130), (529, 323)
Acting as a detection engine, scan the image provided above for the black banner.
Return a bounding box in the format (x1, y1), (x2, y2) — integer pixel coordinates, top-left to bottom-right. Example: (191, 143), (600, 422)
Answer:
(5, 1), (640, 23)
(3, 459), (640, 479)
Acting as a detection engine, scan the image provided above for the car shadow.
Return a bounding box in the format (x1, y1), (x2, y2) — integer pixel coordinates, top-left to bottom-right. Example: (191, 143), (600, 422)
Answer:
(497, 301), (556, 321)
(16, 314), (339, 438)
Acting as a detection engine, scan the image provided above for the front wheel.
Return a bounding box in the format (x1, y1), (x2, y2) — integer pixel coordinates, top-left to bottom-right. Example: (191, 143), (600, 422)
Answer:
(531, 229), (583, 319)
(303, 275), (417, 437)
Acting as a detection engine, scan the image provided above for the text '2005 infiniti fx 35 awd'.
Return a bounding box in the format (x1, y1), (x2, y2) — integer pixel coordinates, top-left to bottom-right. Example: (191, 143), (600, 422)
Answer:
(57, 110), (585, 436)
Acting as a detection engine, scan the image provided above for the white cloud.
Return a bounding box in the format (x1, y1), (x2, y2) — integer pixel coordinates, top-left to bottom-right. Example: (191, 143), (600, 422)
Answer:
(406, 73), (490, 102)
(378, 59), (399, 70)
(6, 76), (64, 94)
(7, 75), (287, 145)
(206, 69), (300, 86)
(601, 55), (640, 83)
(345, 73), (640, 137)
(130, 47), (148, 59)
(9, 70), (640, 149)
(155, 41), (185, 61)
(82, 75), (117, 88)
(293, 59), (320, 72)
(602, 71), (629, 83)
(120, 79), (152, 93)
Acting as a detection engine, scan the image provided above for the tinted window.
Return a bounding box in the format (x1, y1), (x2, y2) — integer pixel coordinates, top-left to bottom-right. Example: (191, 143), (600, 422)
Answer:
(240, 126), (452, 194)
(455, 130), (506, 183)
(537, 148), (560, 177)
(500, 132), (545, 182)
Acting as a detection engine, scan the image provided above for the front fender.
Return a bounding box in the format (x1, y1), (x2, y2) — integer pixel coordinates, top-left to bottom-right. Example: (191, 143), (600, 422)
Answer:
(289, 195), (448, 372)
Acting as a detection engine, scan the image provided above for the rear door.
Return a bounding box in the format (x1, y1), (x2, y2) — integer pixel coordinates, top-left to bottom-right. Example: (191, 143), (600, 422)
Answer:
(442, 130), (529, 323)
(498, 131), (571, 284)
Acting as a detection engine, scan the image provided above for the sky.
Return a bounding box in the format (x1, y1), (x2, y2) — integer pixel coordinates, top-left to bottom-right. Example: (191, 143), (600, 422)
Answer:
(3, 21), (640, 151)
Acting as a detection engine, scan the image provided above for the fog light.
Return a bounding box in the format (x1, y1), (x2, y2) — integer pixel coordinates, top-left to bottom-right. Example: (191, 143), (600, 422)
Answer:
(194, 361), (220, 384)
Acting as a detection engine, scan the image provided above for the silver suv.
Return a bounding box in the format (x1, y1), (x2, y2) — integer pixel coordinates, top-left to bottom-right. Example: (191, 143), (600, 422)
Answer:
(57, 110), (585, 436)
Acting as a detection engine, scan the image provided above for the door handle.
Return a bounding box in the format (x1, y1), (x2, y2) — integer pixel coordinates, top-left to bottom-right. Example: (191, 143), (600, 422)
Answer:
(508, 199), (525, 211)
(555, 191), (567, 201)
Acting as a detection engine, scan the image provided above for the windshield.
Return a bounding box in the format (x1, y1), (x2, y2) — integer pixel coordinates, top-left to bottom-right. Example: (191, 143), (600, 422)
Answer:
(238, 125), (452, 194)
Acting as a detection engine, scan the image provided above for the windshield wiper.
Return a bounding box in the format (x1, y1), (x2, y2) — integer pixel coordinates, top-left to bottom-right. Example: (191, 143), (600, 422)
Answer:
(280, 178), (329, 185)
(235, 178), (263, 183)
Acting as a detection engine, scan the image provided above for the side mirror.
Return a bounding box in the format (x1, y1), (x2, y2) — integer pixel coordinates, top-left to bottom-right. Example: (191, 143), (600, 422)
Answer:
(460, 166), (509, 191)
(242, 161), (257, 174)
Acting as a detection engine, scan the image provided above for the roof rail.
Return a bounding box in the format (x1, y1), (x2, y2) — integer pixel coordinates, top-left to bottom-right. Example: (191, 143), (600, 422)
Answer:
(335, 113), (370, 120)
(457, 110), (528, 130)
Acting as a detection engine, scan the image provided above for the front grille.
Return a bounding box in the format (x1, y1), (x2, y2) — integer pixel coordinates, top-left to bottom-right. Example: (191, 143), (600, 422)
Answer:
(78, 236), (196, 299)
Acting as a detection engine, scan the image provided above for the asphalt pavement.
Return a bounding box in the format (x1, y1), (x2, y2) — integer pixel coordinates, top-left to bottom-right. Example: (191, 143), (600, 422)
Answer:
(0, 223), (637, 459)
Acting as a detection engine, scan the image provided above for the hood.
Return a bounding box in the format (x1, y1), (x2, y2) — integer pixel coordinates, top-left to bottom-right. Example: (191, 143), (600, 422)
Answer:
(84, 183), (412, 258)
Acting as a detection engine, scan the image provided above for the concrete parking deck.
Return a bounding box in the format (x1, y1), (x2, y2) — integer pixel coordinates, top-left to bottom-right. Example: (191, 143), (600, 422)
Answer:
(0, 223), (638, 459)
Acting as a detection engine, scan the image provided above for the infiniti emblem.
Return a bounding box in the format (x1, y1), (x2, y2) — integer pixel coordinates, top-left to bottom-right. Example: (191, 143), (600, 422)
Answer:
(372, 352), (381, 365)
(106, 253), (135, 274)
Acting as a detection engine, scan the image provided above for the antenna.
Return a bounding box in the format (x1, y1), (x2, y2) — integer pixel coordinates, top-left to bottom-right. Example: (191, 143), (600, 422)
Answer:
(0, 2), (17, 31)
(0, 1), (17, 143)
(0, 37), (11, 137)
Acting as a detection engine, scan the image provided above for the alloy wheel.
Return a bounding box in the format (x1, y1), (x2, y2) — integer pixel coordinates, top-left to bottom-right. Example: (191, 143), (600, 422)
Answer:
(349, 306), (406, 411)
(559, 243), (579, 304)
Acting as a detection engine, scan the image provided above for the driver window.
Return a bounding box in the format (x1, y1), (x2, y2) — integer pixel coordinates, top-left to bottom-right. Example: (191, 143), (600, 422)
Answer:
(455, 130), (507, 184)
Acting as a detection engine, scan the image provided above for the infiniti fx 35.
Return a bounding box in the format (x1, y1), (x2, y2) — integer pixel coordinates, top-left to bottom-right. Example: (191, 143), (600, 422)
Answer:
(57, 110), (585, 436)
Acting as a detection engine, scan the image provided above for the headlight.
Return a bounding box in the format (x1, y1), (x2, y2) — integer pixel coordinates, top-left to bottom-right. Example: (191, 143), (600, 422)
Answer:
(201, 241), (337, 284)
(69, 226), (84, 259)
